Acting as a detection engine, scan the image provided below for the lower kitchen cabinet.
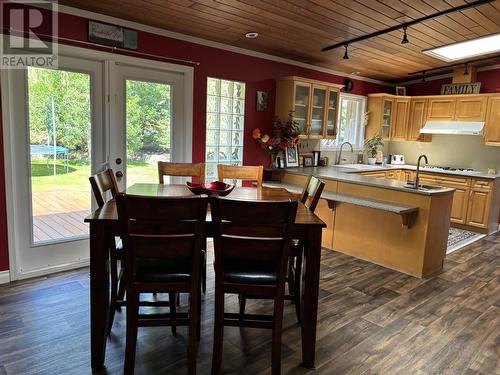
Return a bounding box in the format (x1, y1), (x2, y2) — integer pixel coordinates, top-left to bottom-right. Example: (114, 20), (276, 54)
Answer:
(466, 179), (493, 229)
(360, 171), (387, 178)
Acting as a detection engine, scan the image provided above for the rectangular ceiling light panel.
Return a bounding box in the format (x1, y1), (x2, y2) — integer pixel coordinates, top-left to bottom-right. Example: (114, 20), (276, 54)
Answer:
(422, 34), (500, 62)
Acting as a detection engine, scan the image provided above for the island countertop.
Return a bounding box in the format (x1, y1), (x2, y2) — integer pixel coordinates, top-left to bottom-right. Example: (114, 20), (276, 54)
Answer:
(282, 166), (456, 196)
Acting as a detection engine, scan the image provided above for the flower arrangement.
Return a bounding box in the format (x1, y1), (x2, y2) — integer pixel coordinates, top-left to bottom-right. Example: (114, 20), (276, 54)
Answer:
(252, 112), (300, 154)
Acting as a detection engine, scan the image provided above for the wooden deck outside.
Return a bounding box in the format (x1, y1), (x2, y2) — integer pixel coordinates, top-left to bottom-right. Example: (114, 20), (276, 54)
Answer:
(32, 190), (90, 242)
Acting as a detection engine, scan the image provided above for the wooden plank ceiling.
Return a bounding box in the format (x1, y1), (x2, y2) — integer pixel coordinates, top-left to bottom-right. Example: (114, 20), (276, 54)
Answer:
(59, 0), (500, 82)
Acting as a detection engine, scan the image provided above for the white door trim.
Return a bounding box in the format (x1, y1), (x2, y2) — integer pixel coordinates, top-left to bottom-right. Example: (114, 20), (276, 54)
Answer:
(1, 37), (194, 279)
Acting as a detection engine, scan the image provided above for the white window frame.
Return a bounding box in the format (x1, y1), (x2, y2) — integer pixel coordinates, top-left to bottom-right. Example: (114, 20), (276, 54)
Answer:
(320, 93), (367, 151)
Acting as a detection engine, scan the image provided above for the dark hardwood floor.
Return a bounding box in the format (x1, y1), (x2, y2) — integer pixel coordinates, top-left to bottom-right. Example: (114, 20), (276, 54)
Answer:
(0, 233), (499, 375)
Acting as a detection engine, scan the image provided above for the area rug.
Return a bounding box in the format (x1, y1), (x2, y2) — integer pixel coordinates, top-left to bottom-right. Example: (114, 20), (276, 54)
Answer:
(447, 227), (485, 254)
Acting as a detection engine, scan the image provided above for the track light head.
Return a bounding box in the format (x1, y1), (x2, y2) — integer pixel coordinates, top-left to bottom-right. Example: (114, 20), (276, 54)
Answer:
(464, 63), (469, 75)
(343, 44), (349, 59)
(401, 26), (409, 44)
(421, 71), (426, 82)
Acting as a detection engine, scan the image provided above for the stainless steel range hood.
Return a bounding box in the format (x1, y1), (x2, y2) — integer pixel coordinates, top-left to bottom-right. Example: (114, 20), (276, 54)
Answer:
(420, 121), (484, 135)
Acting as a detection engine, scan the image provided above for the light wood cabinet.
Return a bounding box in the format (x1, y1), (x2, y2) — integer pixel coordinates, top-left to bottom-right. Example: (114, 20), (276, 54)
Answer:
(365, 94), (395, 141)
(455, 96), (487, 121)
(484, 97), (500, 146)
(427, 98), (456, 121)
(360, 171), (387, 178)
(385, 170), (401, 180)
(407, 98), (431, 142)
(275, 76), (342, 139)
(466, 179), (493, 229)
(438, 175), (471, 225)
(391, 98), (410, 141)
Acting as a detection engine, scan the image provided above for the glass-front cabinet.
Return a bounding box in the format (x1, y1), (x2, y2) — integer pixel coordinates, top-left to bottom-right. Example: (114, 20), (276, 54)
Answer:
(382, 99), (393, 140)
(276, 76), (343, 139)
(324, 89), (339, 138)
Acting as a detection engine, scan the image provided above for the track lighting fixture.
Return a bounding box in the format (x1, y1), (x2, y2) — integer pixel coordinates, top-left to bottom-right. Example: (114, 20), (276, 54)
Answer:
(401, 26), (409, 44)
(421, 71), (426, 82)
(343, 44), (349, 59)
(463, 63), (469, 75)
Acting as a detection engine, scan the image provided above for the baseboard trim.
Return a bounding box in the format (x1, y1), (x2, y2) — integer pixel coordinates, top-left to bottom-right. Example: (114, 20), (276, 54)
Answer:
(13, 259), (90, 281)
(0, 270), (10, 284)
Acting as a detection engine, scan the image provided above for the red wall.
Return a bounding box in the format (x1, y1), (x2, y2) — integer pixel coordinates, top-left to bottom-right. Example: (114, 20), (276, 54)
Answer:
(406, 68), (500, 96)
(0, 8), (390, 272)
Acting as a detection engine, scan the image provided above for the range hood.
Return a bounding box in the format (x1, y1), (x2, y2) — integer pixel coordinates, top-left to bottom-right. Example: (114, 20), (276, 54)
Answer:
(420, 121), (484, 135)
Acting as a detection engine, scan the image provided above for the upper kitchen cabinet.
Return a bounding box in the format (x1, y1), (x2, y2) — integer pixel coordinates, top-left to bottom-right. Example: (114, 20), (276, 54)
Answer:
(407, 98), (431, 142)
(391, 98), (411, 141)
(366, 94), (410, 141)
(427, 95), (487, 122)
(426, 97), (456, 121)
(484, 96), (500, 146)
(275, 76), (343, 139)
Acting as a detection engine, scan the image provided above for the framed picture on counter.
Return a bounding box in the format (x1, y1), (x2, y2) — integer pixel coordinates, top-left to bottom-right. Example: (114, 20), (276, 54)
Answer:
(303, 155), (314, 167)
(285, 146), (299, 167)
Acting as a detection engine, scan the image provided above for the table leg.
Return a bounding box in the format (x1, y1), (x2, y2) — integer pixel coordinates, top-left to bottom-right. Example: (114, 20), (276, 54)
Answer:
(90, 222), (110, 372)
(301, 227), (322, 368)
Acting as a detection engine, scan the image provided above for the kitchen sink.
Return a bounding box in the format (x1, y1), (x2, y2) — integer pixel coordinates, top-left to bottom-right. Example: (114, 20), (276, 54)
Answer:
(403, 183), (446, 191)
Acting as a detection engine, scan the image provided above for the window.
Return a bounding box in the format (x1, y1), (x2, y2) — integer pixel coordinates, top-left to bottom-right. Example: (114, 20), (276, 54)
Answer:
(321, 93), (366, 150)
(205, 78), (245, 180)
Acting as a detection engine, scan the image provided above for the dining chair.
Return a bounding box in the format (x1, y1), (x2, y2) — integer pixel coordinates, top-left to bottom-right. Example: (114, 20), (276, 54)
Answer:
(89, 168), (123, 334)
(238, 175), (325, 326)
(217, 164), (263, 187)
(117, 194), (208, 375)
(211, 198), (298, 375)
(158, 161), (207, 294)
(158, 161), (205, 184)
(288, 175), (325, 324)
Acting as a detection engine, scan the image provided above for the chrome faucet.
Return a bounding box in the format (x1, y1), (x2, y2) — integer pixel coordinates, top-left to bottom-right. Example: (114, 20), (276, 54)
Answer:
(337, 142), (353, 165)
(414, 154), (428, 188)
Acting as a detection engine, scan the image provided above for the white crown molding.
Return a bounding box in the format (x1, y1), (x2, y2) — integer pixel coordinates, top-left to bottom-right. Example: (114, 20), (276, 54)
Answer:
(0, 270), (10, 284)
(399, 63), (500, 86)
(54, 4), (393, 87)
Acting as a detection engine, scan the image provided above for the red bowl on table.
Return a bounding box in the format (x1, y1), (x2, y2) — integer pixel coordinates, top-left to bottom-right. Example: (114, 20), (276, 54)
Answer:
(186, 181), (235, 197)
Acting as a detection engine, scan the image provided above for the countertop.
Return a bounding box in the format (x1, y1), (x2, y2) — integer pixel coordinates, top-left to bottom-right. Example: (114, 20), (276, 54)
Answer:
(333, 163), (500, 180)
(281, 166), (456, 196)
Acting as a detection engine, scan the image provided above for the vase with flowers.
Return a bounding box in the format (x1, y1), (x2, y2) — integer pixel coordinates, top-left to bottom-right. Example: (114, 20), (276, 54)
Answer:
(252, 112), (300, 168)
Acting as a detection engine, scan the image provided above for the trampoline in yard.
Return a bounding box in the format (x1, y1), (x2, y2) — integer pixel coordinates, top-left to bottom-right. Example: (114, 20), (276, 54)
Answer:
(30, 144), (69, 175)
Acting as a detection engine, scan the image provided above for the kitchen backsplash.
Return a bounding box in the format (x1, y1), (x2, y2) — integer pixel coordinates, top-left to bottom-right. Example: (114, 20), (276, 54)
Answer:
(389, 135), (500, 171)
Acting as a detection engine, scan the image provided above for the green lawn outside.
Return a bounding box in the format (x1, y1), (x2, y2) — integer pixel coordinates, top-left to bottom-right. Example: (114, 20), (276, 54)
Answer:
(30, 159), (158, 192)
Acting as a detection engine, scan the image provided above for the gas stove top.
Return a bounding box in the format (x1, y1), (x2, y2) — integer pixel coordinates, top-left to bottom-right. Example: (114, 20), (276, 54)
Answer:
(422, 165), (475, 172)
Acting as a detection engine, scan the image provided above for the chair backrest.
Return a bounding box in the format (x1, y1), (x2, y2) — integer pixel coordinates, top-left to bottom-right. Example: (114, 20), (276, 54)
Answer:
(211, 198), (297, 288)
(116, 194), (208, 288)
(158, 162), (205, 184)
(300, 175), (325, 213)
(217, 164), (263, 187)
(89, 169), (120, 208)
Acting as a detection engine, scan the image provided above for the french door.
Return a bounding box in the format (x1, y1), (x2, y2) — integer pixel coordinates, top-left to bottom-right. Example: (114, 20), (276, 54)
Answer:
(3, 50), (191, 280)
(2, 56), (105, 279)
(109, 64), (187, 190)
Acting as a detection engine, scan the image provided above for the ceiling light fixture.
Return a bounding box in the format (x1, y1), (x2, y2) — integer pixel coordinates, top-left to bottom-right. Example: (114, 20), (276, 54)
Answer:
(463, 63), (469, 75)
(343, 44), (349, 59)
(401, 26), (409, 44)
(244, 32), (259, 39)
(421, 71), (426, 82)
(423, 33), (500, 62)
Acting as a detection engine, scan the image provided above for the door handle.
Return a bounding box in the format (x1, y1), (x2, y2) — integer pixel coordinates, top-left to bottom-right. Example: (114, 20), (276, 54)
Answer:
(115, 171), (123, 178)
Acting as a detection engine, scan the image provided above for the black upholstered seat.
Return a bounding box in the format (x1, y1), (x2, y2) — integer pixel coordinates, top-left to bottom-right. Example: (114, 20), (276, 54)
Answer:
(136, 258), (191, 283)
(224, 260), (277, 285)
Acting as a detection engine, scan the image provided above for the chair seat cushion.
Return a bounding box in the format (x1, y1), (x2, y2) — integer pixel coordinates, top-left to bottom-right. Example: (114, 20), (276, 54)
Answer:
(136, 258), (191, 283)
(224, 260), (277, 285)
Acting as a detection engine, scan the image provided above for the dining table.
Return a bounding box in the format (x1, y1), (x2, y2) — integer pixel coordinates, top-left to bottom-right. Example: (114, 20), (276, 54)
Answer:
(85, 183), (326, 372)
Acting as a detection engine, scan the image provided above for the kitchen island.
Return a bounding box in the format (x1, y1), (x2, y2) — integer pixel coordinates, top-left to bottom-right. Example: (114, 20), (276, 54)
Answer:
(265, 166), (457, 278)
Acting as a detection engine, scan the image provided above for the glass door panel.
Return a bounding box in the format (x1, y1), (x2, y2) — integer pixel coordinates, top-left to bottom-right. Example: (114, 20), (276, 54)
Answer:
(125, 79), (172, 187)
(27, 67), (92, 244)
(310, 87), (326, 135)
(294, 84), (310, 135)
(325, 90), (338, 137)
(382, 100), (393, 139)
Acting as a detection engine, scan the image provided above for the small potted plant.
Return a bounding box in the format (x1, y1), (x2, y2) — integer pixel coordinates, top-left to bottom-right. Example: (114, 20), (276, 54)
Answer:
(364, 134), (383, 165)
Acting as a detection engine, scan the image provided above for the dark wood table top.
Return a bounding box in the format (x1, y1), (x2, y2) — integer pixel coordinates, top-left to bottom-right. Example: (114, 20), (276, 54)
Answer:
(85, 183), (326, 227)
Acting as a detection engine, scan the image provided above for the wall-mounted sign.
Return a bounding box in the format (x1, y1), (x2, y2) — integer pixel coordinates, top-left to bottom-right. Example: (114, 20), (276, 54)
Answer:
(441, 82), (481, 95)
(88, 21), (138, 50)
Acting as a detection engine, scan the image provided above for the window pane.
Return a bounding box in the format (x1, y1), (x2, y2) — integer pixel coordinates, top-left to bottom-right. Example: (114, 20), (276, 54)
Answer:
(205, 78), (245, 180)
